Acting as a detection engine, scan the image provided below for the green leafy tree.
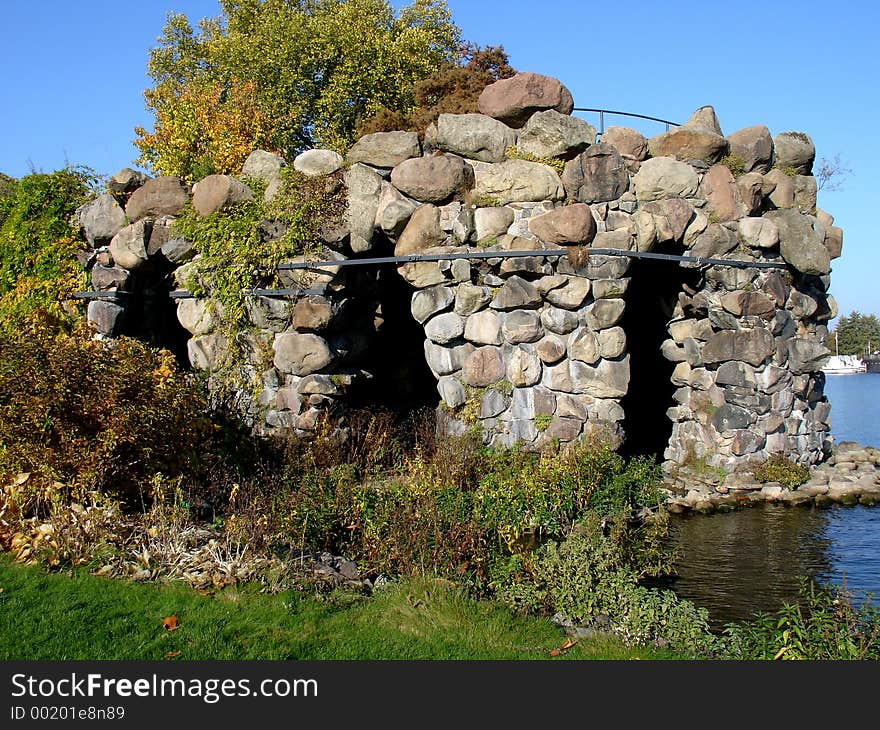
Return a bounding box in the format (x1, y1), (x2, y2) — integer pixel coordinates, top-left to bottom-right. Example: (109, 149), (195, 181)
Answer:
(135, 0), (462, 179)
(827, 311), (880, 355)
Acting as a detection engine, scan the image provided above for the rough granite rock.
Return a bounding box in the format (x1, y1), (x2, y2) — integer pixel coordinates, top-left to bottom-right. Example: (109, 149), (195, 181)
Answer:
(435, 113), (516, 163)
(472, 159), (564, 205)
(243, 149), (287, 181)
(726, 125), (774, 173)
(347, 131), (420, 168)
(528, 203), (596, 245)
(109, 220), (152, 270)
(77, 193), (128, 246)
(192, 174), (254, 216)
(766, 209), (830, 275)
(561, 143), (629, 203)
(516, 110), (595, 160)
(391, 154), (474, 203)
(599, 126), (648, 161)
(273, 333), (333, 376)
(477, 72), (574, 127)
(344, 163), (383, 253)
(395, 204), (443, 256)
(292, 149), (341, 177)
(633, 157), (699, 201)
(125, 176), (189, 221)
(647, 127), (728, 164)
(773, 132), (815, 174)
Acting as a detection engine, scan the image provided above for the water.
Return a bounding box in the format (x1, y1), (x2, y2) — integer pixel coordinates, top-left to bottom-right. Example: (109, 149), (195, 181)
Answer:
(667, 373), (880, 627)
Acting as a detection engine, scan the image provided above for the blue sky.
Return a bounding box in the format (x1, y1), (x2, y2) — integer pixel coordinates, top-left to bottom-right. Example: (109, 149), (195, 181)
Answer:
(1, 0), (875, 319)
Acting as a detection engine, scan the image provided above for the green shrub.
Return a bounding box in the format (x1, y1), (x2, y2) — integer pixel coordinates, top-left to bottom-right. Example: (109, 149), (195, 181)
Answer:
(719, 580), (880, 660)
(0, 324), (213, 513)
(718, 152), (746, 177)
(496, 514), (713, 656)
(752, 454), (810, 489)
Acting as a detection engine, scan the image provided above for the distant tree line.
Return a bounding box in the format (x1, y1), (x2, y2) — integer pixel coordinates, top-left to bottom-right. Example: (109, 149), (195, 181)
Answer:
(826, 312), (880, 356)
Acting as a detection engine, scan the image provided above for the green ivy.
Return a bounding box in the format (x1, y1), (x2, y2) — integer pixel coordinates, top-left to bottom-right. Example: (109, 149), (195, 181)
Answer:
(0, 167), (98, 334)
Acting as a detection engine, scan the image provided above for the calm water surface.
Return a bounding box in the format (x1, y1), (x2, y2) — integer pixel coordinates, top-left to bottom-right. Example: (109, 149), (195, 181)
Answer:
(667, 373), (880, 627)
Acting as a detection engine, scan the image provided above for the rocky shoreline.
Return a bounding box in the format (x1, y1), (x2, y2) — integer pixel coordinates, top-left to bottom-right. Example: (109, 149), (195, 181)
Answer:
(663, 441), (880, 514)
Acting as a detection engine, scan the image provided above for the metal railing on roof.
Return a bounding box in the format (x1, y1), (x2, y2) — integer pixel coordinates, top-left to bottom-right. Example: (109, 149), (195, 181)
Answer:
(572, 107), (680, 137)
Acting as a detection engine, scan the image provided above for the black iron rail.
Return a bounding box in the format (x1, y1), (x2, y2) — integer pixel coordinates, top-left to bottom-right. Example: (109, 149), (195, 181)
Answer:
(73, 247), (788, 301)
(572, 107), (681, 136)
(276, 248), (787, 271)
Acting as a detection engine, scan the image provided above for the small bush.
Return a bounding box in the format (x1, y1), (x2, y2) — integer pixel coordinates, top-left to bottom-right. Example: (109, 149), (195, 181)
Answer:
(493, 514), (713, 656)
(719, 580), (880, 660)
(0, 324), (213, 513)
(753, 454), (810, 489)
(718, 152), (746, 177)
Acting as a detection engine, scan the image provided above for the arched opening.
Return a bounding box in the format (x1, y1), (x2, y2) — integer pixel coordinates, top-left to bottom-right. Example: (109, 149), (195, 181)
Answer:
(346, 263), (440, 416)
(119, 262), (191, 367)
(619, 247), (701, 460)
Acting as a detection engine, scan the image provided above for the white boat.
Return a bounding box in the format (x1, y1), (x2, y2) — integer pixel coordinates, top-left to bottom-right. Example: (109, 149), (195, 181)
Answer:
(822, 354), (867, 374)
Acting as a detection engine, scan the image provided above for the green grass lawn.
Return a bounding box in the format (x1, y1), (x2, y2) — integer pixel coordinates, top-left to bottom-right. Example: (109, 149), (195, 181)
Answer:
(0, 556), (678, 660)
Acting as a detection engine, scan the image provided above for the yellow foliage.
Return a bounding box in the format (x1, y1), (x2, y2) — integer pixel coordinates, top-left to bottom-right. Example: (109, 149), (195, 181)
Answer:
(136, 79), (276, 181)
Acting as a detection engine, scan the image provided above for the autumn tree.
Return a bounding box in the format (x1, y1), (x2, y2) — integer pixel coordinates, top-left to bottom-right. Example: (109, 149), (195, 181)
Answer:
(356, 43), (516, 138)
(135, 0), (462, 180)
(827, 312), (880, 356)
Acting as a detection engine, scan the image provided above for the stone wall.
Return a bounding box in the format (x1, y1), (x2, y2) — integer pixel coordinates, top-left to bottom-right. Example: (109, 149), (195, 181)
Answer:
(75, 71), (841, 473)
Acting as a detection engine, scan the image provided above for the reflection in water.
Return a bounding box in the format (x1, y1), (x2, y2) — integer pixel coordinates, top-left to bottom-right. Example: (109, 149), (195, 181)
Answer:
(667, 505), (836, 628)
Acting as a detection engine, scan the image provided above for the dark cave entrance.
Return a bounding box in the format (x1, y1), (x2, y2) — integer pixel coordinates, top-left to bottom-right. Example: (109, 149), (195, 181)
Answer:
(618, 247), (702, 461)
(346, 263), (440, 417)
(119, 263), (191, 367)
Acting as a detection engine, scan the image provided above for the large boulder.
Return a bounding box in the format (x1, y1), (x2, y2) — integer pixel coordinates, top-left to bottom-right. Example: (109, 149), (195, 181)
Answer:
(292, 149), (342, 177)
(462, 346), (506, 387)
(375, 182), (418, 236)
(766, 209), (830, 275)
(344, 163), (383, 253)
(471, 159), (564, 205)
(727, 125), (773, 173)
(599, 126), (648, 161)
(108, 168), (149, 195)
(773, 132), (815, 174)
(786, 338), (831, 374)
(685, 106), (723, 135)
(87, 300), (124, 336)
(346, 131), (420, 168)
(528, 203), (596, 245)
(394, 204), (444, 256)
(273, 333), (333, 376)
(478, 72), (574, 128)
(77, 193), (127, 246)
(390, 154), (474, 203)
(699, 164), (740, 222)
(633, 157), (699, 201)
(435, 113), (516, 163)
(561, 143), (629, 203)
(108, 219), (152, 270)
(641, 198), (694, 242)
(647, 127), (728, 164)
(242, 150), (287, 181)
(701, 328), (775, 367)
(125, 176), (189, 221)
(688, 223), (738, 259)
(90, 265), (130, 291)
(737, 216), (779, 248)
(516, 110), (595, 160)
(192, 174), (253, 216)
(474, 206), (515, 241)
